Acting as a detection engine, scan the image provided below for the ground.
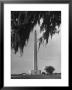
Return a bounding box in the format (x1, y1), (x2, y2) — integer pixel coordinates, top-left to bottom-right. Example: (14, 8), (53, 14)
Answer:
(11, 73), (61, 79)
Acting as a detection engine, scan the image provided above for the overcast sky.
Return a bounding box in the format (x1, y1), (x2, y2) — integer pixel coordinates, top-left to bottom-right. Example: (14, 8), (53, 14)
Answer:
(11, 23), (61, 74)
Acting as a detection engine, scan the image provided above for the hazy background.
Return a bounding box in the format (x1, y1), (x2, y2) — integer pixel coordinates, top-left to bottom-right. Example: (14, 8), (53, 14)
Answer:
(11, 24), (61, 74)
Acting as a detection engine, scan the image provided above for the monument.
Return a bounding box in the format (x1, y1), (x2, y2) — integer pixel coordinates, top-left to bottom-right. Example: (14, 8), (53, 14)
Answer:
(31, 30), (41, 75)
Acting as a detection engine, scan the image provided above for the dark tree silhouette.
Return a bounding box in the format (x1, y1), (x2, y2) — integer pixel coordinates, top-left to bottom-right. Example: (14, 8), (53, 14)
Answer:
(44, 66), (55, 74)
(42, 72), (46, 75)
(11, 11), (61, 54)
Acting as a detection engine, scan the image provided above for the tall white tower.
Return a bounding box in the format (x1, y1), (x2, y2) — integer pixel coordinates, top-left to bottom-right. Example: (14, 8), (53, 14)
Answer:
(34, 30), (38, 71)
(31, 30), (41, 75)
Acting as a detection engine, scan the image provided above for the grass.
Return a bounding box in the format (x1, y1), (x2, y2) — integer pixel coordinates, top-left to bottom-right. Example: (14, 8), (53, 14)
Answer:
(11, 73), (61, 79)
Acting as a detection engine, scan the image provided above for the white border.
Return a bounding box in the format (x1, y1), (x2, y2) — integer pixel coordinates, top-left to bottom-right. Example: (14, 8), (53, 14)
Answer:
(4, 4), (69, 86)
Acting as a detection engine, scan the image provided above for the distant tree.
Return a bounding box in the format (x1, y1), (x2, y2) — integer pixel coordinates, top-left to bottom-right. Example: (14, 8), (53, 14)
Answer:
(42, 72), (46, 75)
(44, 66), (55, 74)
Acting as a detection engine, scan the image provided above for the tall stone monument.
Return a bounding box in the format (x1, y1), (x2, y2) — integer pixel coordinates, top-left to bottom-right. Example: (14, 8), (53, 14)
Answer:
(31, 30), (41, 75)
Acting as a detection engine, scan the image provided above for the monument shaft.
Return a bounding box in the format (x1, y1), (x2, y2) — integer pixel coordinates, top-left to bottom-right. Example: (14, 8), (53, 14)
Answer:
(31, 30), (41, 75)
(34, 30), (38, 71)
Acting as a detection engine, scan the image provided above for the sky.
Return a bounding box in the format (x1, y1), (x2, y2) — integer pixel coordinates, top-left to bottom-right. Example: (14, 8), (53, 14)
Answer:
(11, 22), (61, 74)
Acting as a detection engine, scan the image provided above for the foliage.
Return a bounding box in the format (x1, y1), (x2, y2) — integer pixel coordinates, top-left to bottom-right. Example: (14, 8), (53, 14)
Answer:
(42, 72), (46, 75)
(11, 11), (61, 54)
(44, 66), (55, 74)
